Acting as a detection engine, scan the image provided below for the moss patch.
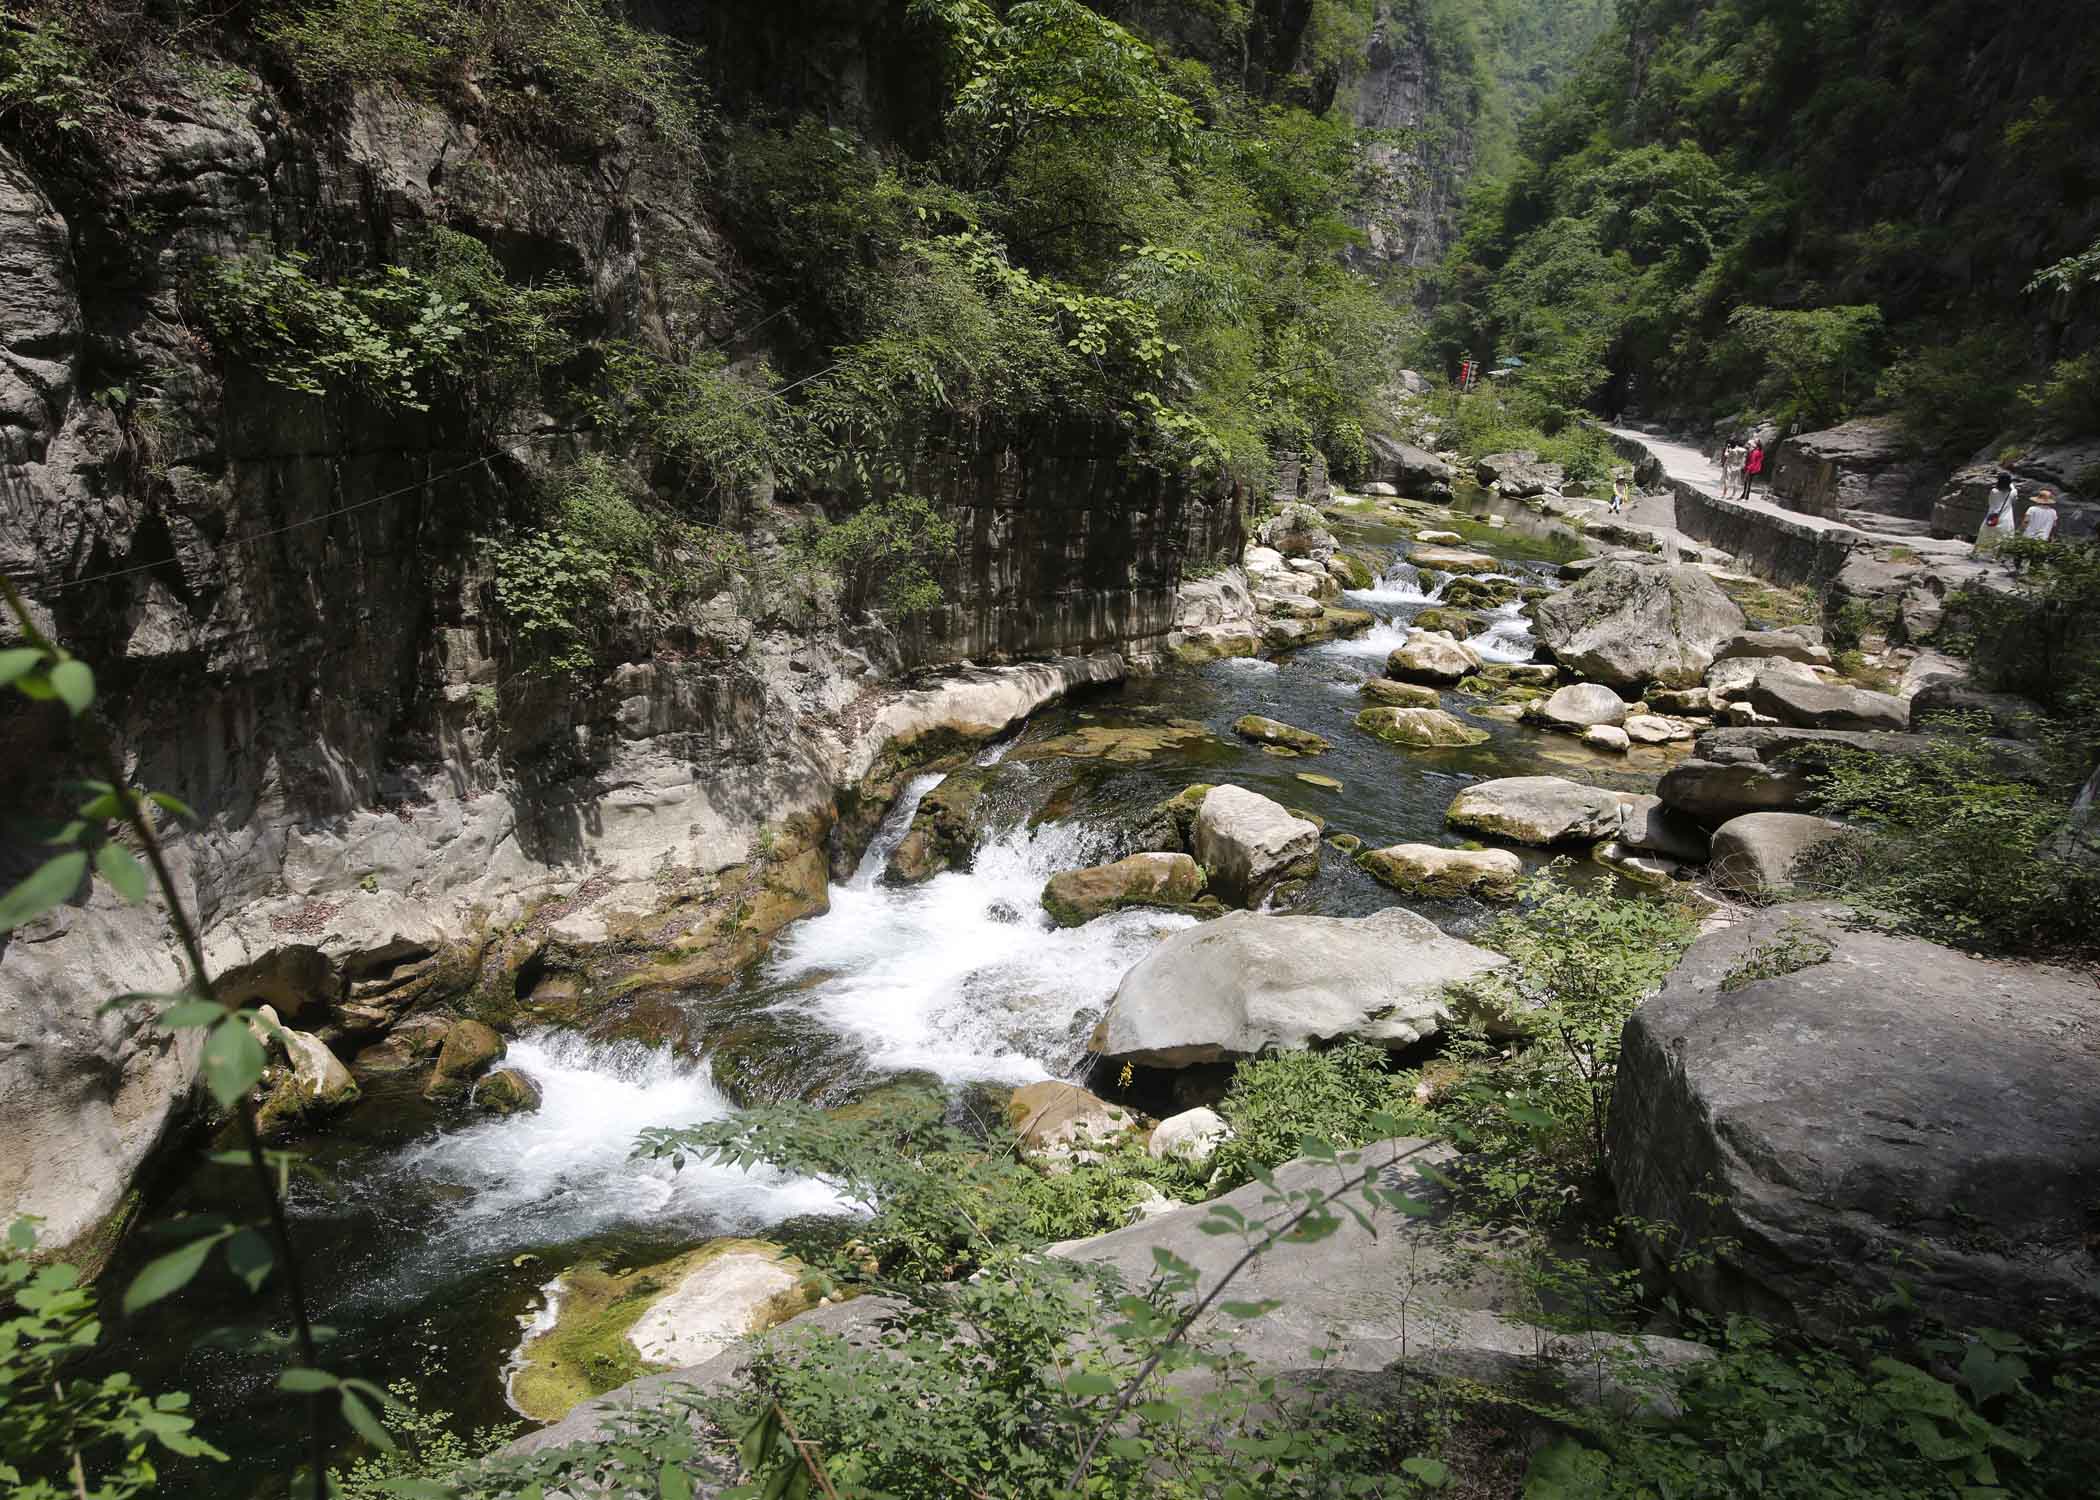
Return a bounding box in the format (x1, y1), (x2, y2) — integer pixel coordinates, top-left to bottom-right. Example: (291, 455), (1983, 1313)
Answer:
(510, 1240), (812, 1422)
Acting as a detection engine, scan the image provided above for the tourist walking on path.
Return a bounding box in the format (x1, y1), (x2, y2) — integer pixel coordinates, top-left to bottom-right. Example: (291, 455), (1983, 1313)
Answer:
(1743, 440), (1766, 496)
(2020, 488), (2060, 542)
(1719, 439), (1743, 497)
(1610, 472), (1629, 514)
(1976, 470), (2020, 553)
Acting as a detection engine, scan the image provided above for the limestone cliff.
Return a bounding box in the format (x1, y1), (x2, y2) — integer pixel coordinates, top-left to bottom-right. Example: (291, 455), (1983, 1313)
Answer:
(0, 47), (1230, 1259)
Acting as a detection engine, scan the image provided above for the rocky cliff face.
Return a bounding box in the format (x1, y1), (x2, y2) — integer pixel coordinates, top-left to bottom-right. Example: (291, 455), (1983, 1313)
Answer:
(0, 59), (1232, 1258)
(1350, 1), (1477, 277)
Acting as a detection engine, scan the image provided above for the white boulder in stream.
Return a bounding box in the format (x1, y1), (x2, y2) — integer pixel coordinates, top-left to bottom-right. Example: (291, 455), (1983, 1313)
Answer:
(1532, 561), (1745, 689)
(1445, 776), (1626, 847)
(1192, 785), (1320, 907)
(1534, 682), (1628, 731)
(1089, 907), (1505, 1066)
(1386, 629), (1483, 685)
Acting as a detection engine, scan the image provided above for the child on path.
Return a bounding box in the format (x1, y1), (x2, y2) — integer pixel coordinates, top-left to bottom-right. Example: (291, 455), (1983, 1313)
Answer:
(1611, 472), (1629, 514)
(2020, 488), (2060, 541)
(1976, 471), (2020, 553)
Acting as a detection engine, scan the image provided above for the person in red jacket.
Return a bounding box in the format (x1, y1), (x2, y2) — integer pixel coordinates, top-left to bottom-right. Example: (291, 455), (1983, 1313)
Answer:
(1744, 440), (1766, 496)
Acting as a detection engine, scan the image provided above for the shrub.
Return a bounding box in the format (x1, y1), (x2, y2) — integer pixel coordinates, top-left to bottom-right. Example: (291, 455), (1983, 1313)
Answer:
(263, 0), (702, 144)
(1879, 329), (2026, 464)
(1209, 1040), (1421, 1189)
(1797, 732), (2097, 956)
(798, 494), (958, 616)
(0, 5), (109, 139)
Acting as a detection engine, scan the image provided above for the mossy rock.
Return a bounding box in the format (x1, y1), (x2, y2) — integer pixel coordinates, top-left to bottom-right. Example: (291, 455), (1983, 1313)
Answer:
(1354, 706), (1492, 749)
(1440, 576), (1522, 609)
(509, 1240), (813, 1422)
(423, 1020), (505, 1101)
(1016, 719), (1227, 765)
(1233, 714), (1330, 755)
(1359, 678), (1442, 709)
(1133, 782), (1216, 853)
(1412, 607), (1484, 636)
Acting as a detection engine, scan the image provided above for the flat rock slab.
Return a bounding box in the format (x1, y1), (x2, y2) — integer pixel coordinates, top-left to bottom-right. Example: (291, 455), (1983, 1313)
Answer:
(627, 1250), (804, 1367)
(1611, 904), (2100, 1333)
(1744, 674), (1907, 732)
(1358, 844), (1522, 899)
(1089, 907), (1505, 1066)
(1446, 776), (1626, 847)
(1355, 705), (1491, 748)
(1410, 545), (1503, 574)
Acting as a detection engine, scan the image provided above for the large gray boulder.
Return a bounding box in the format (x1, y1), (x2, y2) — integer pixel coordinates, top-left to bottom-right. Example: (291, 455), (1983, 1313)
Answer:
(1532, 562), (1746, 690)
(1446, 776), (1625, 847)
(1089, 907), (1505, 1066)
(1367, 433), (1455, 496)
(1610, 905), (2100, 1332)
(1742, 675), (1907, 732)
(1041, 853), (1206, 927)
(1475, 450), (1564, 497)
(1707, 812), (1847, 896)
(1358, 844), (1523, 900)
(1533, 682), (1628, 732)
(1192, 785), (1320, 907)
(1257, 503), (1339, 562)
(1386, 630), (1482, 685)
(1615, 794), (1712, 863)
(1704, 654), (1819, 705)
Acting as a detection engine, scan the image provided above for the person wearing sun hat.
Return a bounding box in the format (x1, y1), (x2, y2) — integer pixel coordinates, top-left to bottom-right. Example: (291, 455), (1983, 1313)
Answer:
(2019, 487), (2060, 542)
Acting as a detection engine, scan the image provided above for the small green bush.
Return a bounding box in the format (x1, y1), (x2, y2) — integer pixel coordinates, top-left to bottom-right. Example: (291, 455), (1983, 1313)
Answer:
(798, 494), (959, 615)
(1798, 733), (2098, 956)
(1209, 1040), (1422, 1189)
(0, 6), (108, 138)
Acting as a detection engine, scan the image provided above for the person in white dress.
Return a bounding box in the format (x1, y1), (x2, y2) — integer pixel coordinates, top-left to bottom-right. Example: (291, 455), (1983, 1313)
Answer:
(1976, 471), (2019, 552)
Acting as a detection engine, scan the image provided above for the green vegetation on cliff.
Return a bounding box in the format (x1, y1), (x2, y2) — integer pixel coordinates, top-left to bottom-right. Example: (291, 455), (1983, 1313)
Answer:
(1429, 0), (2100, 453)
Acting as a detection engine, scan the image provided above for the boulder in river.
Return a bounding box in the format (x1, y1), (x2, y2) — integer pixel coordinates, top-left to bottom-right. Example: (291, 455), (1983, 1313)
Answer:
(1591, 841), (1681, 887)
(1440, 575), (1523, 609)
(1132, 783), (1215, 853)
(1367, 434), (1455, 495)
(1192, 785), (1320, 907)
(883, 765), (997, 884)
(1623, 713), (1694, 745)
(1615, 794), (1711, 862)
(1354, 706), (1490, 749)
(1582, 724), (1631, 753)
(1610, 904), (2100, 1333)
(1358, 843), (1522, 900)
(1386, 629), (1483, 685)
(1410, 606), (1484, 636)
(1089, 907), (1505, 1066)
(1532, 561), (1745, 689)
(1481, 661), (1557, 686)
(424, 1019), (505, 1101)
(473, 1066), (543, 1116)
(1533, 682), (1628, 732)
(1232, 714), (1330, 755)
(1474, 450), (1565, 496)
(1708, 812), (1848, 896)
(1742, 674), (1907, 732)
(1040, 852), (1206, 927)
(254, 1029), (360, 1139)
(1445, 776), (1625, 847)
(1703, 654), (1819, 705)
(1359, 677), (1442, 708)
(1258, 502), (1339, 562)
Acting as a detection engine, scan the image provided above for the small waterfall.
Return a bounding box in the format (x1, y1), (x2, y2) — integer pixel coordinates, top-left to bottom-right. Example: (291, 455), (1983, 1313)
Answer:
(768, 818), (1196, 1084)
(849, 771), (947, 891)
(1347, 558), (1435, 606)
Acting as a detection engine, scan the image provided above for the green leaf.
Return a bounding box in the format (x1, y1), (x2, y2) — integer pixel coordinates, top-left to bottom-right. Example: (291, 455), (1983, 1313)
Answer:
(1063, 1372), (1117, 1397)
(95, 841), (148, 903)
(6, 1218), (36, 1252)
(340, 1388), (396, 1450)
(201, 1014), (268, 1110)
(49, 658), (94, 715)
(0, 850), (88, 931)
(0, 647), (46, 686)
(161, 999), (227, 1028)
(279, 1367), (340, 1393)
(226, 1228), (275, 1292)
(1401, 1456), (1450, 1488)
(660, 1463), (695, 1500)
(1219, 1299), (1281, 1320)
(124, 1229), (228, 1314)
(1504, 1103), (1556, 1129)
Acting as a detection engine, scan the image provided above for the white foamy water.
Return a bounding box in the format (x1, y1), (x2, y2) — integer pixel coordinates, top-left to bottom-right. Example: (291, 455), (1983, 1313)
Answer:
(380, 1032), (846, 1257)
(769, 787), (1195, 1083)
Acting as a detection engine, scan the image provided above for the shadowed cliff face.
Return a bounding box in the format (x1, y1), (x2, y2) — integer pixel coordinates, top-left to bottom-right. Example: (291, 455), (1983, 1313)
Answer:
(0, 51), (1235, 1256)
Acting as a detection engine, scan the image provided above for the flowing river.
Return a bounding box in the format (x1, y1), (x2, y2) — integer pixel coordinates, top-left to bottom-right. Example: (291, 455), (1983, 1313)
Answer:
(100, 504), (1686, 1495)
